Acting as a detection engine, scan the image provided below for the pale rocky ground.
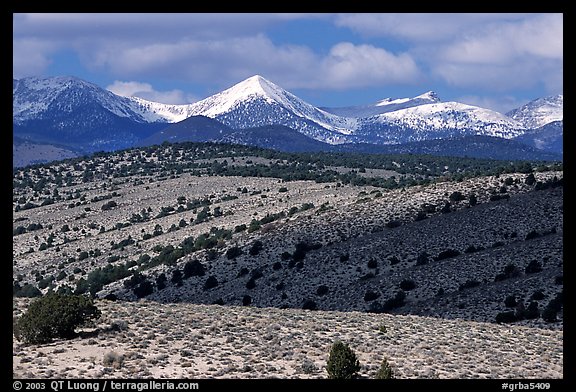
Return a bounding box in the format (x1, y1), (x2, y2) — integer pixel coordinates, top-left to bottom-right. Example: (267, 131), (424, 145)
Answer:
(13, 298), (563, 379)
(12, 149), (563, 379)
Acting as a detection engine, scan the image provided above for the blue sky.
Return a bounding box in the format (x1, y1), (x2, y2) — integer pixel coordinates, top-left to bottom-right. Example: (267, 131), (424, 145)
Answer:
(13, 13), (563, 113)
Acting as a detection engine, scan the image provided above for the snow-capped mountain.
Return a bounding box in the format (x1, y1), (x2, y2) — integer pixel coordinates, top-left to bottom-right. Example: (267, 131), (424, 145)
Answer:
(356, 101), (526, 144)
(13, 76), (194, 125)
(185, 75), (357, 144)
(13, 74), (562, 164)
(12, 76), (196, 152)
(182, 75), (528, 145)
(506, 95), (563, 129)
(321, 91), (440, 118)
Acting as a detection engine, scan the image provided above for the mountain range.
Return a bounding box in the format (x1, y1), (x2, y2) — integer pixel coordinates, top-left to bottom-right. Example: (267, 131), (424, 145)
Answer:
(13, 75), (563, 166)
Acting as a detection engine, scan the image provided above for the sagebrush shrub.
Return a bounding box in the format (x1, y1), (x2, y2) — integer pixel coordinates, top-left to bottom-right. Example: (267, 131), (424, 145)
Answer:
(326, 341), (361, 379)
(14, 293), (101, 344)
(375, 358), (394, 379)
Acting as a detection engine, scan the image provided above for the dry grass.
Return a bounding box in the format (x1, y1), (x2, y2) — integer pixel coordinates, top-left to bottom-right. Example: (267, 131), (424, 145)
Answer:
(13, 298), (562, 379)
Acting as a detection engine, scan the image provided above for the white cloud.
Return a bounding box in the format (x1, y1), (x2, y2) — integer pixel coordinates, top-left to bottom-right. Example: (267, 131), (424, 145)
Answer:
(419, 14), (563, 94)
(13, 39), (55, 78)
(317, 43), (421, 89)
(12, 13), (562, 99)
(88, 36), (420, 92)
(439, 14), (562, 64)
(334, 13), (529, 42)
(106, 80), (195, 104)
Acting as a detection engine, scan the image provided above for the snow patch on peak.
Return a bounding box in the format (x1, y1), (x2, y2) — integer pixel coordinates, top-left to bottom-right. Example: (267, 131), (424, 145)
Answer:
(376, 91), (440, 107)
(127, 96), (195, 123)
(415, 91), (441, 102)
(376, 97), (409, 106)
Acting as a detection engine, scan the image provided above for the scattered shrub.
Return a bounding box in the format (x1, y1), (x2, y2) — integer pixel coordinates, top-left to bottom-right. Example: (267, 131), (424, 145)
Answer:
(440, 202), (451, 213)
(14, 293), (101, 344)
(495, 311), (517, 323)
(248, 240), (264, 256)
(382, 290), (406, 312)
(316, 285), (329, 296)
(525, 173), (536, 186)
(171, 269), (183, 286)
(133, 280), (154, 298)
(525, 259), (543, 274)
(156, 273), (167, 290)
(458, 279), (480, 291)
(523, 301), (540, 320)
(530, 290), (545, 301)
(237, 267), (249, 277)
(300, 359), (318, 375)
(504, 295), (517, 308)
(326, 341), (360, 379)
(449, 191), (465, 202)
(246, 277), (256, 290)
(375, 358), (394, 379)
(367, 259), (378, 269)
(302, 299), (317, 310)
(435, 249), (460, 261)
(542, 292), (563, 322)
(399, 279), (416, 291)
(103, 351), (124, 369)
(183, 260), (206, 278)
(203, 276), (219, 290)
(364, 290), (380, 301)
(226, 246), (243, 260)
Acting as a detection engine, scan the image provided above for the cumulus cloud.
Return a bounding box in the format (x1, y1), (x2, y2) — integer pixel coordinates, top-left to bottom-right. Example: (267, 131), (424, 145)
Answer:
(317, 43), (421, 89)
(13, 12), (562, 100)
(86, 35), (420, 91)
(106, 81), (195, 104)
(13, 39), (55, 78)
(439, 14), (562, 64)
(334, 13), (528, 42)
(431, 14), (563, 93)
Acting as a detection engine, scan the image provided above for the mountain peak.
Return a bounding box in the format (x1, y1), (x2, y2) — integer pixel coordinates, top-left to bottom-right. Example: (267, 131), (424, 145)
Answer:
(188, 74), (295, 117)
(416, 91), (440, 102)
(228, 74), (280, 98)
(506, 95), (563, 129)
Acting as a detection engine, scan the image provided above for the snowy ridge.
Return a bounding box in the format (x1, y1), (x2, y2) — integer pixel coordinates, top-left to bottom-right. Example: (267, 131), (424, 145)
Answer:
(506, 95), (563, 129)
(127, 96), (195, 123)
(376, 91), (440, 107)
(15, 74), (562, 153)
(376, 101), (523, 129)
(13, 76), (192, 125)
(322, 90), (441, 118)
